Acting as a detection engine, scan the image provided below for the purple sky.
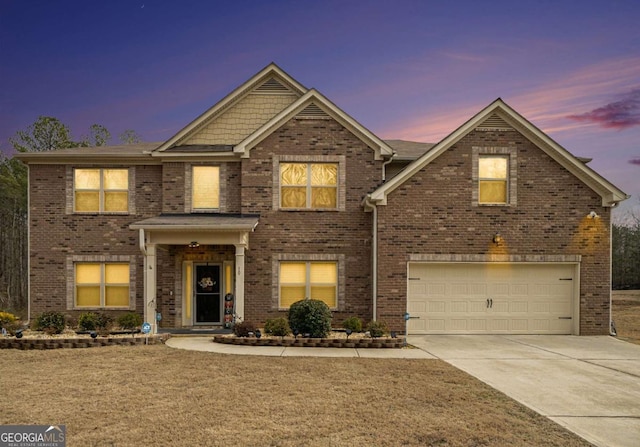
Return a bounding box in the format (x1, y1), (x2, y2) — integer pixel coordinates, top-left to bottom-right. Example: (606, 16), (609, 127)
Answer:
(1, 0), (639, 217)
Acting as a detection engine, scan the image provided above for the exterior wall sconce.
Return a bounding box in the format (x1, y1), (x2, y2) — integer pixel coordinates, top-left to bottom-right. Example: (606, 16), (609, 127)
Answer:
(588, 211), (600, 219)
(493, 233), (503, 244)
(188, 241), (200, 248)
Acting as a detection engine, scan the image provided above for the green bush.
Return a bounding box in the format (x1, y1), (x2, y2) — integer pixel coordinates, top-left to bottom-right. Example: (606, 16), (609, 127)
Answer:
(288, 299), (332, 338)
(34, 311), (66, 334)
(264, 317), (290, 337)
(78, 312), (112, 331)
(367, 320), (388, 338)
(233, 321), (255, 337)
(342, 316), (363, 332)
(117, 312), (143, 330)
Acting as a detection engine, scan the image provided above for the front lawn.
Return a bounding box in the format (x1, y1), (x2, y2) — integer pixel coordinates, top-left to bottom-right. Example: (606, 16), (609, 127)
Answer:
(1, 346), (591, 447)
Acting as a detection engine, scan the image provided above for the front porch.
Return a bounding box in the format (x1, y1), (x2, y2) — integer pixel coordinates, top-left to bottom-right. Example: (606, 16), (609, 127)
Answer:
(130, 214), (259, 333)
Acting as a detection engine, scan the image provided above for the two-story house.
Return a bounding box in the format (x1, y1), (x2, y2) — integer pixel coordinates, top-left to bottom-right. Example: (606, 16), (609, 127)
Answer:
(18, 63), (628, 335)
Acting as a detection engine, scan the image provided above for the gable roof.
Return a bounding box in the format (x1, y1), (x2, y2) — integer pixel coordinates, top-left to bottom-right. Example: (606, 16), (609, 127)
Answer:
(154, 63), (307, 153)
(234, 89), (394, 160)
(369, 98), (629, 207)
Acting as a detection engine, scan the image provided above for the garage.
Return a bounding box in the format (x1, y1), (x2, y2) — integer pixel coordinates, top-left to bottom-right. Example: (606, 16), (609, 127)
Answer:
(407, 263), (577, 334)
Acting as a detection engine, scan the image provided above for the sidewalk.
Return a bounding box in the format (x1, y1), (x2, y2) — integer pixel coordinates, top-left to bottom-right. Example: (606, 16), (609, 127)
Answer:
(165, 336), (435, 358)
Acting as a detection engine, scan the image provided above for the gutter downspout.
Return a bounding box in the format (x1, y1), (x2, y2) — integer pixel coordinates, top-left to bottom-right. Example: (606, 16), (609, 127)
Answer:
(26, 165), (31, 323)
(364, 196), (377, 322)
(609, 207), (616, 336)
(381, 151), (396, 182)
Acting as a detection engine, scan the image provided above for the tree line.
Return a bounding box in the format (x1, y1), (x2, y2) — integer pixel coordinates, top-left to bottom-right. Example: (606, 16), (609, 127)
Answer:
(613, 214), (640, 289)
(0, 117), (140, 314)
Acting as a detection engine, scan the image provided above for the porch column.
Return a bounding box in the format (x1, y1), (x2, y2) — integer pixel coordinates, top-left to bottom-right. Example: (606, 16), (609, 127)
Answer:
(144, 243), (158, 334)
(235, 244), (245, 321)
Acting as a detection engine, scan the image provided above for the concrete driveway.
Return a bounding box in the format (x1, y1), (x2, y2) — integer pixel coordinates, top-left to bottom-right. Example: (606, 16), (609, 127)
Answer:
(407, 335), (640, 447)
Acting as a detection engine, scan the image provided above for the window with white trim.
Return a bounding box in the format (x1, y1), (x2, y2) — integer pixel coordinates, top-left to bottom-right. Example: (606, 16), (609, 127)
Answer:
(280, 163), (337, 209)
(472, 147), (517, 206)
(74, 168), (129, 212)
(192, 166), (220, 210)
(478, 156), (509, 204)
(279, 261), (337, 308)
(75, 263), (130, 308)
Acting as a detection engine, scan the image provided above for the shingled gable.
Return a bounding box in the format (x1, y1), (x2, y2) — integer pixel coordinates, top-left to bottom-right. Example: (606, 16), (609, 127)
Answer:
(368, 98), (629, 207)
(153, 63), (307, 154)
(233, 88), (394, 160)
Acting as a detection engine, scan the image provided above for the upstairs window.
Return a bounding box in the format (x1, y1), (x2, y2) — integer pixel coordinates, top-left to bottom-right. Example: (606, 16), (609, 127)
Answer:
(192, 166), (220, 210)
(279, 261), (337, 308)
(74, 168), (129, 212)
(478, 156), (508, 204)
(280, 163), (337, 209)
(75, 263), (130, 308)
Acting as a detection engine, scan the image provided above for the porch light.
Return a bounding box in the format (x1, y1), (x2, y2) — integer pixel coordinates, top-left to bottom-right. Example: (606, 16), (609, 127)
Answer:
(188, 241), (200, 248)
(588, 211), (600, 219)
(493, 233), (503, 245)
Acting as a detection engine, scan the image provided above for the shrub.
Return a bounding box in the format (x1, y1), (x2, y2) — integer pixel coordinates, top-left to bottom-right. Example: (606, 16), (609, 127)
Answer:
(117, 312), (143, 330)
(0, 311), (18, 328)
(264, 317), (290, 337)
(78, 312), (112, 331)
(342, 316), (363, 333)
(34, 311), (66, 334)
(233, 321), (255, 337)
(367, 320), (388, 338)
(288, 299), (332, 338)
(0, 312), (21, 335)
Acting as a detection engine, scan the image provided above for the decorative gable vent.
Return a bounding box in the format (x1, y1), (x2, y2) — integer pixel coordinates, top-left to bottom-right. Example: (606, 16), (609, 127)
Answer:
(477, 113), (514, 131)
(255, 77), (290, 93)
(297, 103), (329, 118)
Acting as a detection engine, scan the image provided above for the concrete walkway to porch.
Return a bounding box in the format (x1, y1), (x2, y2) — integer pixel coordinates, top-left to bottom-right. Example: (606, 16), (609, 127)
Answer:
(165, 336), (435, 358)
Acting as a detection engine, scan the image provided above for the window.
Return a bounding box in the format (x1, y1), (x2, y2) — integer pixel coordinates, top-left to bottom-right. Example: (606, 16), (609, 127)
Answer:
(192, 166), (220, 210)
(280, 163), (337, 209)
(279, 261), (337, 308)
(75, 263), (130, 308)
(74, 168), (129, 212)
(478, 156), (508, 204)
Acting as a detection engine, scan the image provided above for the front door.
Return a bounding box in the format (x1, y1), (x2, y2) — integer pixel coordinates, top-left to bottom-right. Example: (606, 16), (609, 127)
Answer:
(195, 264), (221, 324)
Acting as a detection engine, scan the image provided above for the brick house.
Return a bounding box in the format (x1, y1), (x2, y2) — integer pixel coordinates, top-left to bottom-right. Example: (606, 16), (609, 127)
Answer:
(17, 63), (628, 335)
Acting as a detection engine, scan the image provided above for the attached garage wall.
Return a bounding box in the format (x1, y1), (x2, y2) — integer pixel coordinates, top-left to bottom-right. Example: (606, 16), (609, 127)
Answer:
(407, 263), (578, 334)
(375, 127), (611, 335)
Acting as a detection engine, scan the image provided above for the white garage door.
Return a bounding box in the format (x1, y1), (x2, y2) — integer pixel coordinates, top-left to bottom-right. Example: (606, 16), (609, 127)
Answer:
(407, 263), (575, 334)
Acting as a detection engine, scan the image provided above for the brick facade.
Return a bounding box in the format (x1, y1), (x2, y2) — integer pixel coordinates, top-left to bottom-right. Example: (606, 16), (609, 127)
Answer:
(375, 129), (611, 334)
(28, 164), (162, 319)
(23, 66), (623, 336)
(240, 116), (382, 325)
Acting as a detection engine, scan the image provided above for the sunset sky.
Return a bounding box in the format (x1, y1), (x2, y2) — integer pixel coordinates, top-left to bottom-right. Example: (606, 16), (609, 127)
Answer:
(1, 0), (638, 216)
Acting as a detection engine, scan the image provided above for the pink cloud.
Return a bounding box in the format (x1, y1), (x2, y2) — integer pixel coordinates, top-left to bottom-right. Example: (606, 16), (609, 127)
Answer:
(629, 158), (640, 165)
(567, 90), (640, 129)
(381, 56), (640, 142)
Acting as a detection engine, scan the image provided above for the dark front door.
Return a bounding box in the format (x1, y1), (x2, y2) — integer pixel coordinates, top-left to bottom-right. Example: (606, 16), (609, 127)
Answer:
(195, 264), (221, 323)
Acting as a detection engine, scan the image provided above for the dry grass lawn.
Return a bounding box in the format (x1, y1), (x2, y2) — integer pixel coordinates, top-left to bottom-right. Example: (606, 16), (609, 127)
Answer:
(2, 346), (592, 447)
(613, 290), (640, 345)
(4, 292), (638, 447)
